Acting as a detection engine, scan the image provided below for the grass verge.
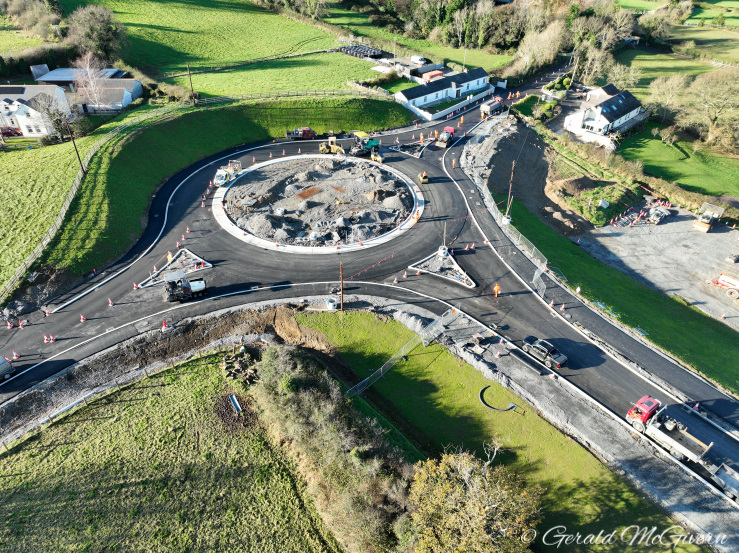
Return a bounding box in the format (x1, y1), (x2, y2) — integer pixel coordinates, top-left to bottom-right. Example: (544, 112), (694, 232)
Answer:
(618, 121), (739, 198)
(0, 354), (341, 553)
(669, 25), (739, 63)
(496, 194), (739, 394)
(39, 97), (412, 276)
(0, 15), (42, 54)
(615, 0), (666, 10)
(380, 79), (419, 94)
(295, 311), (709, 553)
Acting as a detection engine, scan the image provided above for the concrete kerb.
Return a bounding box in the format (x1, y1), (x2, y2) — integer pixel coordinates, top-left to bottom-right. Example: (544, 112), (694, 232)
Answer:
(212, 154), (424, 254)
(408, 250), (476, 289)
(138, 248), (212, 288)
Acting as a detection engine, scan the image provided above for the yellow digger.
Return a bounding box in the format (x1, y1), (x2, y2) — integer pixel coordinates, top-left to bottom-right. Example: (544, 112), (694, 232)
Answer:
(319, 136), (345, 155)
(418, 171), (428, 184)
(369, 142), (384, 163)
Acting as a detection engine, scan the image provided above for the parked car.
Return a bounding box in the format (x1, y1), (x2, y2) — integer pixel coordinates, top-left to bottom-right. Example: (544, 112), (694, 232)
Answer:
(522, 337), (568, 368)
(1, 127), (22, 137)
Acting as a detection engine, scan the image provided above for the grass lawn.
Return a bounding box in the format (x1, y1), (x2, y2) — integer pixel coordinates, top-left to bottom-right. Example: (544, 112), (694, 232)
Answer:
(615, 0), (666, 10)
(610, 48), (715, 101)
(0, 109), (160, 289)
(496, 194), (739, 393)
(686, 0), (739, 26)
(57, 0), (338, 74)
(39, 98), (412, 276)
(619, 121), (739, 197)
(0, 15), (42, 54)
(296, 312), (709, 553)
(165, 53), (378, 97)
(512, 94), (538, 117)
(380, 79), (419, 94)
(669, 25), (739, 63)
(0, 355), (341, 553)
(323, 4), (512, 72)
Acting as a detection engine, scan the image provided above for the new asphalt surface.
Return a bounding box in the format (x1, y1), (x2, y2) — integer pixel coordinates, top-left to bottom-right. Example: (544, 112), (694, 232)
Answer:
(2, 69), (739, 482)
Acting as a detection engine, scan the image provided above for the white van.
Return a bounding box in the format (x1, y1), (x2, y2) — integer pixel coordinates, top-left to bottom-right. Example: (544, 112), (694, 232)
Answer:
(411, 56), (427, 65)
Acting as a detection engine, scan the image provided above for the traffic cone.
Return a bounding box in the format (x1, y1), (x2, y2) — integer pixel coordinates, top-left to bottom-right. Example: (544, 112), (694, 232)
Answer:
(269, 151), (273, 158)
(206, 188), (210, 194)
(484, 239), (488, 244)
(465, 244), (469, 251)
(44, 334), (49, 343)
(176, 240), (181, 248)
(18, 320), (24, 328)
(275, 242), (279, 247)
(393, 276), (398, 284)
(721, 313), (726, 320)
(182, 233), (186, 240)
(49, 335), (55, 343)
(108, 298), (114, 307)
(45, 309), (50, 317)
(12, 351), (18, 360)
(379, 139), (382, 145)
(209, 180), (212, 186)
(560, 303), (565, 311)
(133, 282), (138, 290)
(201, 200), (205, 208)
(162, 320), (168, 331)
(253, 156), (256, 163)
(417, 269), (421, 275)
(153, 264), (157, 273)
(359, 239), (362, 246)
(694, 402), (700, 410)
(403, 270), (408, 278)
(450, 249), (454, 255)
(496, 350), (501, 358)
(550, 300), (554, 307)
(80, 314), (86, 322)
(471, 242), (475, 250)
(336, 244), (340, 250)
(412, 134), (415, 140)
(298, 147), (301, 153)
(6, 320), (11, 329)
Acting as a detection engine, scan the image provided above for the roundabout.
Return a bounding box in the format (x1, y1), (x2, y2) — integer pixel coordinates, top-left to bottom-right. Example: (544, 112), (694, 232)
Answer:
(213, 154), (425, 253)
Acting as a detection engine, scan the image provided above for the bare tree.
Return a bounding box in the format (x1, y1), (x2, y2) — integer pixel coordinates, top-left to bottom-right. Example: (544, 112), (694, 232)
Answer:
(510, 19), (566, 76)
(452, 7), (469, 48)
(29, 91), (68, 139)
(579, 47), (614, 85)
(647, 74), (690, 121)
(607, 63), (642, 90)
(73, 52), (106, 114)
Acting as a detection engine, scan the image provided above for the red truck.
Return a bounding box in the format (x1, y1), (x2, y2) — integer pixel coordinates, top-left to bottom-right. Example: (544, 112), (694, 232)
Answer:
(286, 127), (317, 140)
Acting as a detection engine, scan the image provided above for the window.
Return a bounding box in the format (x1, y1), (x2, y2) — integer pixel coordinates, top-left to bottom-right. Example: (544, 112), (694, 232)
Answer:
(25, 126), (33, 134)
(35, 126), (42, 133)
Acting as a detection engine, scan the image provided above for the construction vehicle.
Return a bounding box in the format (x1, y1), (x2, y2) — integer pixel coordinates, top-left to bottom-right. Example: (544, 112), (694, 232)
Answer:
(319, 136), (345, 155)
(370, 144), (384, 163)
(286, 127), (317, 140)
(349, 132), (371, 157)
(0, 357), (14, 381)
(626, 396), (713, 464)
(213, 160), (242, 187)
(709, 463), (739, 501)
(480, 100), (502, 118)
(418, 171), (428, 184)
(693, 202), (725, 233)
(706, 272), (739, 299)
(437, 126), (455, 148)
(163, 271), (207, 302)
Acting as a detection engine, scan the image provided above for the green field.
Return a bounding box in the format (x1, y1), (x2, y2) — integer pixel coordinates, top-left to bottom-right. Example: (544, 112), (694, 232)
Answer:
(670, 25), (739, 63)
(380, 78), (419, 94)
(296, 312), (708, 553)
(57, 0), (338, 74)
(615, 0), (665, 10)
(323, 5), (512, 72)
(611, 48), (715, 101)
(0, 355), (341, 552)
(0, 15), (42, 54)
(166, 53), (378, 97)
(619, 121), (739, 197)
(686, 0), (739, 26)
(39, 98), (412, 277)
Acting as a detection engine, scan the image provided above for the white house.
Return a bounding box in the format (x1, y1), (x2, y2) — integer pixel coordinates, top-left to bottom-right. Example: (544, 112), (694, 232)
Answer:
(74, 79), (144, 113)
(564, 84), (647, 146)
(0, 85), (71, 137)
(394, 68), (489, 107)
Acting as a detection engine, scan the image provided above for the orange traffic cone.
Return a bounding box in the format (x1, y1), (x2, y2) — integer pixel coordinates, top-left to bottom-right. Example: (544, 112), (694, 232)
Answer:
(269, 151), (273, 158)
(417, 269), (421, 275)
(298, 147), (301, 153)
(45, 309), (50, 316)
(471, 242), (475, 250)
(162, 320), (168, 331)
(50, 335), (55, 342)
(496, 350), (501, 358)
(721, 313), (727, 320)
(550, 299), (554, 307)
(253, 156), (256, 163)
(153, 265), (157, 273)
(108, 298), (114, 307)
(209, 180), (212, 186)
(6, 320), (11, 329)
(133, 282), (138, 290)
(176, 241), (181, 248)
(18, 320), (24, 328)
(464, 244), (469, 251)
(560, 303), (565, 311)
(393, 276), (398, 284)
(182, 233), (186, 240)
(403, 270), (408, 278)
(44, 334), (49, 343)
(12, 351), (18, 360)
(80, 314), (86, 322)
(201, 200), (205, 207)
(359, 240), (363, 246)
(283, 149), (286, 155)
(206, 188), (210, 194)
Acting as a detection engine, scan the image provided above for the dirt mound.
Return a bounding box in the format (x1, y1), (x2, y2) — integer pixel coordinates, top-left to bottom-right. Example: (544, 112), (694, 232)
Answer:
(551, 176), (600, 197)
(214, 393), (256, 432)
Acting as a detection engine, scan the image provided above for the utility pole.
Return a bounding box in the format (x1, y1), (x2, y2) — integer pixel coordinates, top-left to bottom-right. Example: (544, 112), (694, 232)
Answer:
(339, 262), (344, 311)
(443, 222), (447, 248)
(187, 63), (196, 106)
(505, 160), (515, 219)
(463, 48), (467, 72)
(66, 120), (85, 175)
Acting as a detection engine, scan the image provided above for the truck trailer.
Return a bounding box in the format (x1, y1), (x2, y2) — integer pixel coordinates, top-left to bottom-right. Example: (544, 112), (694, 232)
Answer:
(437, 126), (455, 148)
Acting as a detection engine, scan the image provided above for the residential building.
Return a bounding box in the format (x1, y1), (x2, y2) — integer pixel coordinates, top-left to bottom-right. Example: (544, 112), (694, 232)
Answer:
(0, 85), (71, 137)
(35, 67), (127, 91)
(394, 68), (489, 107)
(74, 79), (144, 113)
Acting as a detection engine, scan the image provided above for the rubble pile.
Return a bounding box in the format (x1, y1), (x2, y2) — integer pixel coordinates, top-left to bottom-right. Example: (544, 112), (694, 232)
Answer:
(225, 158), (414, 246)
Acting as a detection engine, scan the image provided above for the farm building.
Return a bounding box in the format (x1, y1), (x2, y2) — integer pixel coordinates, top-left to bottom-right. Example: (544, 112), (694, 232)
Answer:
(34, 66), (129, 92)
(564, 84), (647, 147)
(394, 68), (489, 108)
(0, 85), (71, 137)
(73, 79), (144, 114)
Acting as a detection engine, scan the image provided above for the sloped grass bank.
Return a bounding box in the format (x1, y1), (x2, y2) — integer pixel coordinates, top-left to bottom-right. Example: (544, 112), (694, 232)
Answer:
(0, 355), (341, 553)
(40, 97), (412, 276)
(296, 311), (708, 553)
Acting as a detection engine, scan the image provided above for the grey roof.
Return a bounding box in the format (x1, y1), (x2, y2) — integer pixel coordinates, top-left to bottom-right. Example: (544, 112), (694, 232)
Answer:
(595, 90), (641, 122)
(595, 84), (620, 97)
(399, 67), (488, 101)
(0, 85), (62, 105)
(75, 87), (128, 105)
(95, 78), (140, 92)
(37, 68), (122, 83)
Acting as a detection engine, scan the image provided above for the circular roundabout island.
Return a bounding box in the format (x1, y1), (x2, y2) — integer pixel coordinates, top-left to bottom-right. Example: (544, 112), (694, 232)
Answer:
(215, 156), (422, 253)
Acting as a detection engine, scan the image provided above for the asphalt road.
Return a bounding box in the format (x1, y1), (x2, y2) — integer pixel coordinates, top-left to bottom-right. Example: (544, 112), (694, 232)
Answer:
(2, 70), (739, 480)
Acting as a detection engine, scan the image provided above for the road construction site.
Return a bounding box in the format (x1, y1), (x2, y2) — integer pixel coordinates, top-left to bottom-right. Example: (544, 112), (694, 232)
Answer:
(224, 158), (413, 246)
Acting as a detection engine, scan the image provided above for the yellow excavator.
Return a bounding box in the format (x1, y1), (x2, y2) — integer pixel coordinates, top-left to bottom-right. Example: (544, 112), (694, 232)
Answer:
(418, 171), (428, 184)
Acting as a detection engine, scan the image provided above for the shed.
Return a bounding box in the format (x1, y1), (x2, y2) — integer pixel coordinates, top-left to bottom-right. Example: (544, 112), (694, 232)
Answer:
(423, 70), (444, 83)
